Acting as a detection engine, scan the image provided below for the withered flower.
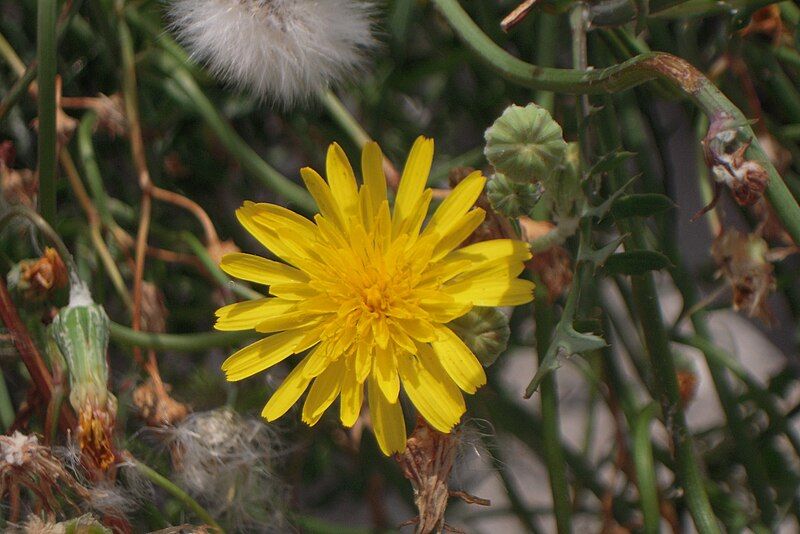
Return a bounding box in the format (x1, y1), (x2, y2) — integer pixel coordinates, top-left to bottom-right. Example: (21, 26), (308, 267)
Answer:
(17, 247), (69, 301)
(0, 432), (90, 522)
(702, 115), (769, 207)
(711, 229), (776, 323)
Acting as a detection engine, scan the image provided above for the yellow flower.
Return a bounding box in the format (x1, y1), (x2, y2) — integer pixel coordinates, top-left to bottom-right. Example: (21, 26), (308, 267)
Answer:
(215, 137), (534, 455)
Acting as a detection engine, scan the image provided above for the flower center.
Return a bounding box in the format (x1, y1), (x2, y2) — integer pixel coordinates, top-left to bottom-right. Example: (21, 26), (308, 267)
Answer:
(363, 283), (389, 314)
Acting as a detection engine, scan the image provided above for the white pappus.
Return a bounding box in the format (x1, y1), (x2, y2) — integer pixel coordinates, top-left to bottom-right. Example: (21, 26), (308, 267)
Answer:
(167, 0), (378, 106)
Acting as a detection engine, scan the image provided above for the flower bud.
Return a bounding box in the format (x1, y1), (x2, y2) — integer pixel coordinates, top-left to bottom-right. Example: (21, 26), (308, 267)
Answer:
(51, 297), (117, 473)
(486, 173), (544, 218)
(484, 103), (567, 184)
(447, 307), (511, 367)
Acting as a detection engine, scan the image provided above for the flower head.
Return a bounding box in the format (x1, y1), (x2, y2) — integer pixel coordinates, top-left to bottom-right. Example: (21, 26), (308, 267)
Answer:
(168, 0), (377, 106)
(216, 137), (534, 454)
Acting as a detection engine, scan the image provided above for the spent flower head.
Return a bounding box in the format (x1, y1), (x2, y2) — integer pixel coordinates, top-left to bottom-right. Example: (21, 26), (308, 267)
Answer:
(216, 137), (534, 454)
(168, 0), (377, 106)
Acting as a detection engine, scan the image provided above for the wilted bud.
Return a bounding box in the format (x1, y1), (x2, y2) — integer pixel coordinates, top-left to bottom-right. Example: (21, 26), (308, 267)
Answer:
(484, 103), (567, 184)
(132, 377), (189, 427)
(447, 307), (510, 367)
(486, 173), (544, 219)
(7, 247), (69, 302)
(50, 295), (117, 474)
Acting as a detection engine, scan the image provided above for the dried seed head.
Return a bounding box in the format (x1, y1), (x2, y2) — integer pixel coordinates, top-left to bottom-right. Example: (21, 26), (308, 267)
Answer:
(167, 0), (378, 106)
(0, 433), (91, 521)
(162, 409), (288, 532)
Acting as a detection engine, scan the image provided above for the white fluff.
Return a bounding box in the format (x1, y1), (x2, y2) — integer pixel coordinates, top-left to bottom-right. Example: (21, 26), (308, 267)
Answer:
(167, 0), (377, 105)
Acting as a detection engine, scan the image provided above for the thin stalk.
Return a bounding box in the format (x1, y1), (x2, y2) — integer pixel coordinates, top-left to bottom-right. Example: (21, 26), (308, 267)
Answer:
(631, 404), (661, 534)
(0, 370), (14, 431)
(109, 321), (253, 351)
(180, 232), (264, 301)
(596, 99), (720, 531)
(131, 459), (224, 533)
(535, 283), (572, 533)
(37, 0), (58, 224)
(149, 50), (314, 211)
(431, 0), (800, 245)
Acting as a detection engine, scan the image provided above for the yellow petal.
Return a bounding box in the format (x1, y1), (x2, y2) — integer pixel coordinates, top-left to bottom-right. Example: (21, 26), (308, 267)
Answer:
(262, 356), (313, 421)
(430, 326), (486, 394)
(301, 343), (333, 379)
(302, 358), (345, 425)
(394, 317), (439, 342)
(214, 298), (296, 331)
(355, 341), (373, 383)
(368, 375), (407, 455)
(245, 202), (318, 240)
(393, 136), (433, 232)
(430, 209), (486, 262)
(340, 365), (364, 427)
(326, 143), (360, 223)
(361, 141), (387, 212)
(222, 329), (310, 381)
(394, 188), (432, 240)
(236, 203), (318, 265)
(443, 277), (535, 307)
(399, 349), (465, 433)
(374, 345), (400, 403)
(300, 167), (346, 230)
(387, 321), (417, 355)
(220, 253), (309, 286)
(424, 171), (485, 237)
(446, 238), (532, 266)
(269, 282), (319, 300)
(254, 311), (324, 333)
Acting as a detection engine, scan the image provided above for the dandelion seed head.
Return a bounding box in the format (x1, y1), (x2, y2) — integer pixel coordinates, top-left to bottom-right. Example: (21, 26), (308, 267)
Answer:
(167, 0), (378, 106)
(163, 409), (288, 532)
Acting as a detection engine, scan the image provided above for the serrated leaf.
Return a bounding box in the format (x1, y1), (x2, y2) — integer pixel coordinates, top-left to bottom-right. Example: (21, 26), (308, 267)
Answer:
(578, 235), (625, 266)
(611, 194), (676, 219)
(583, 175), (638, 218)
(525, 321), (606, 397)
(603, 250), (673, 275)
(589, 150), (636, 176)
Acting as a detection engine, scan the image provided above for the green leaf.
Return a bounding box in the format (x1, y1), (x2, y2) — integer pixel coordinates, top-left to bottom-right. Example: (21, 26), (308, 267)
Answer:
(603, 250), (673, 275)
(525, 320), (606, 397)
(578, 235), (625, 266)
(588, 150), (636, 177)
(611, 193), (676, 219)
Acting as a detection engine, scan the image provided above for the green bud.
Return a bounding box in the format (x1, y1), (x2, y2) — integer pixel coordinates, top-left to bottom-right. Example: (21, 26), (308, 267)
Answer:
(50, 298), (114, 413)
(543, 142), (583, 217)
(448, 307), (511, 367)
(484, 103), (567, 184)
(486, 173), (544, 218)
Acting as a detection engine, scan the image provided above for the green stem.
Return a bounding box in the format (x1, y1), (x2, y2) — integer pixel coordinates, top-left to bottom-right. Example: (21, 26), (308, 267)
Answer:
(631, 404), (661, 534)
(535, 284), (572, 533)
(0, 205), (82, 290)
(0, 370), (14, 431)
(597, 99), (720, 532)
(132, 460), (225, 533)
(431, 0), (800, 244)
(109, 322), (254, 351)
(319, 89), (372, 148)
(180, 232), (264, 301)
(37, 0), (58, 224)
